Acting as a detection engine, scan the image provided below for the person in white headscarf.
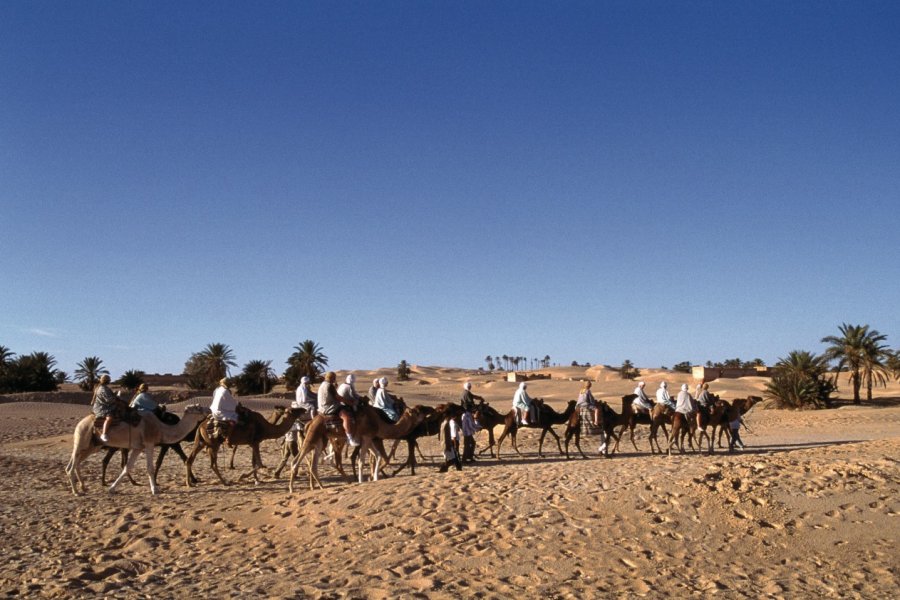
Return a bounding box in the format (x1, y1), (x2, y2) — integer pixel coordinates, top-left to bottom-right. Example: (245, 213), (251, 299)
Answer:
(675, 383), (695, 416)
(512, 382), (535, 425)
(211, 377), (239, 422)
(337, 374), (362, 411)
(459, 381), (485, 413)
(632, 381), (654, 415)
(656, 381), (675, 411)
(373, 377), (400, 422)
(285, 376), (316, 443)
(367, 378), (380, 404)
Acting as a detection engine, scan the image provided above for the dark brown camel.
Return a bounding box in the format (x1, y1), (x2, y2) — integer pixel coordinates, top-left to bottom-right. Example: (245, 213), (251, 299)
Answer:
(613, 394), (671, 454)
(666, 410), (699, 455)
(492, 399), (577, 459)
(100, 408), (201, 486)
(387, 404), (444, 476)
(695, 396), (730, 454)
(185, 406), (304, 486)
(563, 401), (619, 459)
(717, 396), (762, 448)
(473, 401), (507, 458)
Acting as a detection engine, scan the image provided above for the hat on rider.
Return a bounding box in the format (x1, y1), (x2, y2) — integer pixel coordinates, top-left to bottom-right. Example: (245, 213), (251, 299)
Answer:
(638, 381), (645, 388)
(681, 383), (689, 392)
(300, 376), (310, 384)
(346, 374), (356, 385)
(464, 381), (472, 390)
(380, 377), (388, 387)
(660, 382), (667, 388)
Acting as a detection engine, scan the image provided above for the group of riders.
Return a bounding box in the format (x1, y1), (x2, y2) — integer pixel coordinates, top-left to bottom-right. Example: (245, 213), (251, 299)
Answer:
(90, 370), (745, 467)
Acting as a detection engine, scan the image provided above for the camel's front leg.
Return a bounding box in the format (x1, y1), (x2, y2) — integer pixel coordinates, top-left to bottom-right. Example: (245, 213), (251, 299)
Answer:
(548, 427), (563, 455)
(185, 436), (205, 487)
(145, 446), (159, 494)
(208, 447), (230, 486)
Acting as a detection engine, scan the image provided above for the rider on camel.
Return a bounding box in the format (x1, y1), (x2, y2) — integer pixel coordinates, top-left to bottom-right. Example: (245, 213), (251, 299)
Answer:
(318, 371), (360, 447)
(92, 374), (128, 443)
(210, 377), (239, 439)
(656, 381), (676, 411)
(512, 382), (536, 426)
(372, 377), (400, 422)
(632, 381), (654, 416)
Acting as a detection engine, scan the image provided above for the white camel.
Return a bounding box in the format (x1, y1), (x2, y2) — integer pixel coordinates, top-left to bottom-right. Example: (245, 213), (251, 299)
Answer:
(65, 404), (210, 496)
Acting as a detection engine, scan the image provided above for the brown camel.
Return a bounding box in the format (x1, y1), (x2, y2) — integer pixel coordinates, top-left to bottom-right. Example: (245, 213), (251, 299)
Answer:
(288, 404), (426, 492)
(613, 395), (671, 454)
(66, 404), (211, 496)
(100, 408), (201, 486)
(666, 410), (699, 455)
(185, 406), (304, 486)
(563, 401), (620, 459)
(492, 399), (577, 459)
(695, 396), (730, 454)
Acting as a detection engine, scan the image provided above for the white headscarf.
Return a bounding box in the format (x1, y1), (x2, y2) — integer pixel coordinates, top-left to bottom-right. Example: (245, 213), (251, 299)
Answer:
(300, 376), (310, 385)
(464, 381), (472, 390)
(660, 382), (667, 389)
(638, 381), (645, 388)
(346, 374), (356, 385)
(373, 378), (380, 388)
(681, 383), (688, 392)
(519, 382), (527, 390)
(380, 377), (388, 387)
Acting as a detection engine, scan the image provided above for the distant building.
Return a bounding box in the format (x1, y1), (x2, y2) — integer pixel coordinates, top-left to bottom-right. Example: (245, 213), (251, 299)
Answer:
(506, 372), (552, 383)
(692, 366), (774, 382)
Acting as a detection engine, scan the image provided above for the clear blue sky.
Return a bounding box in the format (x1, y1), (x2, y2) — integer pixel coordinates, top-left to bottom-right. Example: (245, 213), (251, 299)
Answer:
(2, 1), (898, 378)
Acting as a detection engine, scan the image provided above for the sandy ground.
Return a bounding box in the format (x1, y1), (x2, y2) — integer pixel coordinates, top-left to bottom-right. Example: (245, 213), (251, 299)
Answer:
(0, 367), (898, 598)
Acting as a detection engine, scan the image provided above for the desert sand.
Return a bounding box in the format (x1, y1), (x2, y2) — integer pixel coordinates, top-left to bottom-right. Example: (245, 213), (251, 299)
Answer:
(0, 366), (897, 598)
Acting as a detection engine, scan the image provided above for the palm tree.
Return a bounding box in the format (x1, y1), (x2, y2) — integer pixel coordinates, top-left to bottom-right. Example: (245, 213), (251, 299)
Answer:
(821, 324), (880, 404)
(74, 356), (109, 391)
(543, 355), (551, 368)
(236, 359), (277, 395)
(183, 342), (238, 390)
(484, 355), (492, 370)
(765, 350), (833, 409)
(501, 355), (509, 371)
(284, 339), (328, 388)
(861, 334), (891, 402)
(0, 345), (14, 367)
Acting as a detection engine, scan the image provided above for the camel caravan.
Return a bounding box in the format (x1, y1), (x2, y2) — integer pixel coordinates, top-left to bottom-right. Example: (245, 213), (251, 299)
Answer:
(66, 374), (761, 496)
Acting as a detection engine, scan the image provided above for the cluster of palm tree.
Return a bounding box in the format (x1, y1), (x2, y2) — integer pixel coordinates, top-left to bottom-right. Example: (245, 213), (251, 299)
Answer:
(765, 350), (835, 408)
(183, 343), (238, 390)
(283, 340), (328, 389)
(484, 355), (552, 371)
(0, 346), (62, 393)
(74, 356), (109, 391)
(821, 323), (893, 404)
(618, 359), (640, 380)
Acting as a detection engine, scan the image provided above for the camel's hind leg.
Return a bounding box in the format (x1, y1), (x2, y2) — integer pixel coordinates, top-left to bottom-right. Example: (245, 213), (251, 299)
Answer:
(67, 447), (94, 495)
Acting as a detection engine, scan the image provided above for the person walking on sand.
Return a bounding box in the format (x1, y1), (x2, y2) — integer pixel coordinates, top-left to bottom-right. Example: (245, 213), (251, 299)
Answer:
(438, 408), (463, 472)
(632, 381), (654, 416)
(318, 371), (360, 447)
(513, 382), (536, 426)
(656, 381), (675, 411)
(460, 407), (478, 463)
(92, 374), (128, 443)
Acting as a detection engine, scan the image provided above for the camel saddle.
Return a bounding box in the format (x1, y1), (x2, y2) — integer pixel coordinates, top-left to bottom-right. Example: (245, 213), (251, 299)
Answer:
(323, 416), (346, 434)
(92, 408), (142, 438)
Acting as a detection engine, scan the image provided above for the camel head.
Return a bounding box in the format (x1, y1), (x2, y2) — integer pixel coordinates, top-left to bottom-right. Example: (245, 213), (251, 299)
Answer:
(183, 404), (212, 417)
(286, 406), (307, 419)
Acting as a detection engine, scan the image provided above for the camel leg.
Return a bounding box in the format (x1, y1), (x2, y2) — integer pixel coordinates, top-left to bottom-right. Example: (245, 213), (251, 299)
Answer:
(274, 437), (297, 479)
(549, 428), (563, 455)
(145, 447), (160, 494)
(207, 447), (230, 486)
(495, 426), (512, 460)
(67, 447), (94, 495)
(185, 436), (206, 487)
(629, 424), (640, 452)
(537, 429), (548, 458)
(387, 438), (401, 461)
(478, 429), (497, 457)
(109, 448), (143, 494)
(229, 445), (238, 470)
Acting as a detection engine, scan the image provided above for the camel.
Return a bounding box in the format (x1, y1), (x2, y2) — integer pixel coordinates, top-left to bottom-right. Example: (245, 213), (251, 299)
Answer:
(66, 404), (211, 496)
(228, 407), (306, 470)
(563, 401), (620, 459)
(613, 395), (671, 454)
(473, 401), (507, 458)
(695, 396), (730, 454)
(666, 410), (699, 455)
(100, 408), (201, 486)
(288, 404), (426, 492)
(491, 399), (577, 460)
(387, 404), (445, 476)
(185, 406), (305, 486)
(717, 396), (762, 448)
